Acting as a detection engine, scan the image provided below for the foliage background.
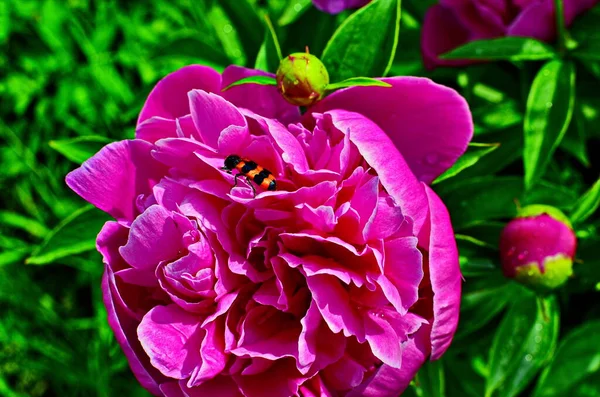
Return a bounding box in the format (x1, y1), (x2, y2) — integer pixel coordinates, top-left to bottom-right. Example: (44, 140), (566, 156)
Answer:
(1, 0), (599, 396)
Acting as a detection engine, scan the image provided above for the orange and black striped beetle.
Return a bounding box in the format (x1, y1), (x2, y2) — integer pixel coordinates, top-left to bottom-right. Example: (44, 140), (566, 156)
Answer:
(221, 154), (277, 197)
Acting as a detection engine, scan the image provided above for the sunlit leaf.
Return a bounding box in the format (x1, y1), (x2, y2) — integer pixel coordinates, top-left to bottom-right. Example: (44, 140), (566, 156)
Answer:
(49, 136), (113, 164)
(321, 0), (401, 81)
(524, 60), (576, 189)
(434, 143), (500, 184)
(26, 206), (110, 266)
(441, 37), (556, 61)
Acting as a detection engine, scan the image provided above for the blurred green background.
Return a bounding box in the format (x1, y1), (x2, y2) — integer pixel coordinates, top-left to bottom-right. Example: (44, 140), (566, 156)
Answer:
(1, 0), (600, 396)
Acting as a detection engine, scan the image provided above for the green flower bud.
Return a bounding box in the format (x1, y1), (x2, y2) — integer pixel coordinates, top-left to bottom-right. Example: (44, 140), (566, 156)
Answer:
(276, 52), (330, 107)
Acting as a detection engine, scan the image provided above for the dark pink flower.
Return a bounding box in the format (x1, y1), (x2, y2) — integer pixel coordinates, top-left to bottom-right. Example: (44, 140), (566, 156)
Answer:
(66, 64), (472, 396)
(500, 205), (576, 290)
(312, 0), (371, 14)
(422, 0), (599, 69)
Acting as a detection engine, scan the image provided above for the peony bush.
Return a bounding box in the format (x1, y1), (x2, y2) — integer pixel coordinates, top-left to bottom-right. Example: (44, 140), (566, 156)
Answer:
(66, 64), (472, 396)
(422, 0), (600, 68)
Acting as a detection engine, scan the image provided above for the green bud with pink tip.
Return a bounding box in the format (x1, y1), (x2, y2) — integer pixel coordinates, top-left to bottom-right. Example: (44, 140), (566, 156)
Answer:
(499, 205), (577, 291)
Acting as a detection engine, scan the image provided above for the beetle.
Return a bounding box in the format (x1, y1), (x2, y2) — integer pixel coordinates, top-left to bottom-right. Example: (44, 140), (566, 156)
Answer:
(221, 154), (277, 196)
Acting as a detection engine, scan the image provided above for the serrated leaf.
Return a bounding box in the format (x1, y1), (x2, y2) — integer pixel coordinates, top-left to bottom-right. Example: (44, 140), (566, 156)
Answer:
(254, 15), (282, 73)
(433, 143), (500, 184)
(49, 136), (112, 164)
(524, 60), (576, 190)
(570, 178), (600, 225)
(321, 0), (401, 82)
(533, 321), (600, 397)
(223, 75), (278, 91)
(441, 37), (556, 61)
(26, 206), (110, 266)
(325, 77), (391, 91)
(486, 295), (560, 397)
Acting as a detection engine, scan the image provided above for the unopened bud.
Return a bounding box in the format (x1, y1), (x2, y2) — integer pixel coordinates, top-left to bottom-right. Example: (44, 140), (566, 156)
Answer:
(499, 205), (576, 291)
(276, 52), (329, 106)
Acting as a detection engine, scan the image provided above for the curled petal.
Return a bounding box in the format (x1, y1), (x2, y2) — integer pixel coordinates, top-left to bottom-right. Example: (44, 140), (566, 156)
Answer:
(221, 66), (300, 125)
(66, 140), (168, 223)
(138, 65), (222, 125)
(419, 184), (461, 359)
(313, 78), (474, 184)
(137, 305), (204, 380)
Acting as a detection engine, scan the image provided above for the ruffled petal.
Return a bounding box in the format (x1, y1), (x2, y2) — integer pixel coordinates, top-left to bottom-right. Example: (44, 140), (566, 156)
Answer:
(188, 90), (247, 150)
(66, 140), (168, 223)
(138, 65), (222, 125)
(347, 325), (431, 397)
(419, 185), (461, 360)
(323, 110), (430, 234)
(313, 79), (473, 185)
(221, 66), (300, 125)
(137, 305), (204, 380)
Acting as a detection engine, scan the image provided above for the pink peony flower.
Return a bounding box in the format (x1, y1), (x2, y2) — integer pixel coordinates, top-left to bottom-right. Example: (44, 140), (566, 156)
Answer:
(66, 64), (473, 397)
(312, 0), (371, 14)
(422, 0), (599, 69)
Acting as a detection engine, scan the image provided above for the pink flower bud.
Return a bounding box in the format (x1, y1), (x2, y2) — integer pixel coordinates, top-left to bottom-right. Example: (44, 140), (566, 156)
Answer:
(500, 205), (577, 290)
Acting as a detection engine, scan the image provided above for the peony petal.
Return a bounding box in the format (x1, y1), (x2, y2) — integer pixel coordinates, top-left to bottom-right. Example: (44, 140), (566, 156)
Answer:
(138, 65), (222, 125)
(119, 205), (191, 269)
(220, 66), (300, 125)
(323, 110), (429, 234)
(419, 184), (461, 360)
(507, 0), (555, 41)
(137, 305), (204, 380)
(188, 319), (227, 387)
(188, 89), (247, 149)
(102, 265), (164, 395)
(421, 4), (481, 69)
(347, 324), (431, 397)
(306, 274), (365, 340)
(363, 311), (403, 369)
(313, 78), (474, 184)
(312, 0), (371, 14)
(66, 140), (168, 223)
(136, 117), (178, 143)
(180, 376), (242, 397)
(384, 236), (424, 312)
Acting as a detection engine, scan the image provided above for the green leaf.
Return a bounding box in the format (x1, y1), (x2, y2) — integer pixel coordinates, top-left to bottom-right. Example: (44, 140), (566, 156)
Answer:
(486, 295), (560, 397)
(524, 60), (576, 190)
(321, 0), (401, 82)
(49, 136), (112, 164)
(416, 360), (446, 397)
(560, 109), (590, 166)
(325, 77), (391, 91)
(436, 176), (577, 230)
(570, 178), (600, 225)
(222, 75), (278, 91)
(456, 274), (519, 339)
(441, 37), (556, 61)
(533, 321), (600, 397)
(254, 15), (282, 74)
(26, 206), (110, 266)
(278, 0), (311, 25)
(0, 211), (49, 239)
(217, 0), (262, 65)
(433, 143), (500, 184)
